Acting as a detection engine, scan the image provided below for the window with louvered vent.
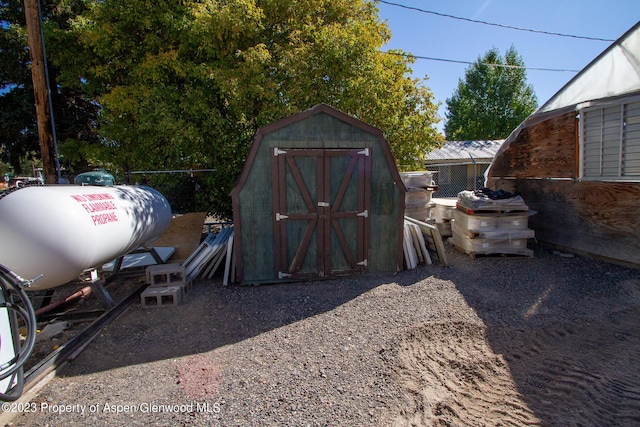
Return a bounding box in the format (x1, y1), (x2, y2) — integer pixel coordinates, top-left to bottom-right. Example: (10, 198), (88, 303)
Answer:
(581, 98), (640, 180)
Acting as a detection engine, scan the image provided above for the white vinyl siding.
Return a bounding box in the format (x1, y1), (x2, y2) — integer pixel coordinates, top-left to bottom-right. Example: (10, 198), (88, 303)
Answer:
(624, 101), (640, 175)
(581, 99), (640, 180)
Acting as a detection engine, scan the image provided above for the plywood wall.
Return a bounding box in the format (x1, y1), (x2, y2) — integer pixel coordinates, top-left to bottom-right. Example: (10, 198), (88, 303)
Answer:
(489, 111), (577, 179)
(493, 178), (640, 267)
(489, 106), (640, 267)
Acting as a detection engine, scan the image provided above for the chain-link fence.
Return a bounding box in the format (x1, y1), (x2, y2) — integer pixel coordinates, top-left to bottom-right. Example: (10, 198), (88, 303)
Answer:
(426, 161), (491, 198)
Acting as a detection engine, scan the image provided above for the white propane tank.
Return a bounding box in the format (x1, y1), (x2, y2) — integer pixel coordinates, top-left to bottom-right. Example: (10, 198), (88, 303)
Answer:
(0, 185), (172, 291)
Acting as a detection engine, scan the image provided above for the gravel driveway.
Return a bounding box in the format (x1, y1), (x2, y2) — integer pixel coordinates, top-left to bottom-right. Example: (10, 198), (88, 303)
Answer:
(4, 242), (640, 426)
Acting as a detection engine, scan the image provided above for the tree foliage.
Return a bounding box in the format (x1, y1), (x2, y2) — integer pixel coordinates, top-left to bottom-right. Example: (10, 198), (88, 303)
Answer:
(1, 0), (37, 175)
(48, 0), (442, 216)
(444, 46), (537, 141)
(0, 0), (101, 179)
(1, 0), (443, 215)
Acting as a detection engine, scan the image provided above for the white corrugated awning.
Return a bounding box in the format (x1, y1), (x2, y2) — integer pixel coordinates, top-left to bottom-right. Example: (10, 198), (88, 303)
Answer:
(425, 140), (504, 162)
(539, 21), (640, 113)
(488, 21), (640, 175)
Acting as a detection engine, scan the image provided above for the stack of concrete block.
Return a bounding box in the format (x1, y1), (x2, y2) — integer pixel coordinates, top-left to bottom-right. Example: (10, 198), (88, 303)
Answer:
(141, 263), (192, 307)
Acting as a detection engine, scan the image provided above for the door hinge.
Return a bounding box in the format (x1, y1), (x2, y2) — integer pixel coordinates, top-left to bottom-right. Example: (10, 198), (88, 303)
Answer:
(357, 259), (368, 267)
(273, 147), (287, 156)
(357, 210), (368, 217)
(358, 148), (370, 156)
(278, 271), (292, 279)
(275, 213), (289, 221)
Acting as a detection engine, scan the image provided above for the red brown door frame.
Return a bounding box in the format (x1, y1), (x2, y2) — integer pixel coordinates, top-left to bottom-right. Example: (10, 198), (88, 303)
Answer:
(272, 148), (370, 280)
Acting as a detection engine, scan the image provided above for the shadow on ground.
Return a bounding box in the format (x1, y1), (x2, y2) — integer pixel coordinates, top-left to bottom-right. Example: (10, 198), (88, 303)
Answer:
(58, 266), (419, 375)
(428, 244), (640, 426)
(51, 241), (640, 426)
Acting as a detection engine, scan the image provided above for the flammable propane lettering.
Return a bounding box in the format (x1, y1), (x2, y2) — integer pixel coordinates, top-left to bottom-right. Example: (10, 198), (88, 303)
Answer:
(92, 212), (118, 225)
(70, 193), (114, 203)
(81, 201), (117, 213)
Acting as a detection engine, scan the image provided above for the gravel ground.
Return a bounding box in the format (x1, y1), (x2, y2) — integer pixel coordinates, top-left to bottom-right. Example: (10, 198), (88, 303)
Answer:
(3, 242), (640, 427)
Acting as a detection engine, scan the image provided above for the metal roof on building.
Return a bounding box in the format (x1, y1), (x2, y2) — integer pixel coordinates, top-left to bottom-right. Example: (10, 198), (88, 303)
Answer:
(425, 140), (504, 162)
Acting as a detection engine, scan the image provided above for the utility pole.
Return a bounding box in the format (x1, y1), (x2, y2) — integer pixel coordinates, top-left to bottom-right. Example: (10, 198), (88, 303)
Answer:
(23, 0), (58, 184)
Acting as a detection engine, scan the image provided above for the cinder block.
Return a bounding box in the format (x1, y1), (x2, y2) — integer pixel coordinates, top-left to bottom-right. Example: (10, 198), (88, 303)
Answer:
(141, 286), (183, 307)
(173, 280), (193, 300)
(146, 263), (186, 287)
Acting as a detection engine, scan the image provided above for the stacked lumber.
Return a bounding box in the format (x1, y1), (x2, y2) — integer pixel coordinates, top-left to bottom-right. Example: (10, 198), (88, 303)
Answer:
(182, 226), (235, 285)
(403, 220), (432, 269)
(402, 216), (448, 269)
(430, 198), (456, 237)
(450, 190), (534, 258)
(400, 171), (437, 221)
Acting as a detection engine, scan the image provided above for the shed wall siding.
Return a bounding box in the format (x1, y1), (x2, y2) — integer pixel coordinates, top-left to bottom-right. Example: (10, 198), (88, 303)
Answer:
(236, 153), (275, 282)
(236, 111), (402, 283)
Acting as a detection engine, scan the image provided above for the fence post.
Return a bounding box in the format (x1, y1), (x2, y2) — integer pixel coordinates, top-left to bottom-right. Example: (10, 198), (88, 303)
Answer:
(469, 153), (477, 191)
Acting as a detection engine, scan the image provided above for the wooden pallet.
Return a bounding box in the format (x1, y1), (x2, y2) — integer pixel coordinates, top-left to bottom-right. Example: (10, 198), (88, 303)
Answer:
(456, 203), (529, 215)
(450, 240), (534, 260)
(463, 228), (536, 240)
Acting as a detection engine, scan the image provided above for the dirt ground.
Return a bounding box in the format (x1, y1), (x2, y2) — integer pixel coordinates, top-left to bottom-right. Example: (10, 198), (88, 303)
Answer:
(4, 214), (640, 426)
(20, 212), (209, 372)
(151, 212), (208, 263)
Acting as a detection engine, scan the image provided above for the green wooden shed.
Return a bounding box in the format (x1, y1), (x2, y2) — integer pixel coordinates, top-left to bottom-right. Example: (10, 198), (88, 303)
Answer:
(230, 104), (406, 284)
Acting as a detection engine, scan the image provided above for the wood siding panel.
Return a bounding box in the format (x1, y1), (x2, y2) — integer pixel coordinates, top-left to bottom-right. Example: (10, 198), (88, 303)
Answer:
(237, 132), (277, 283)
(489, 111), (577, 179)
(233, 107), (404, 284)
(493, 178), (640, 267)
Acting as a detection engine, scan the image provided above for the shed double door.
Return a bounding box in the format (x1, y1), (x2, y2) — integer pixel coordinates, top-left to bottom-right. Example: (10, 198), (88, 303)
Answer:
(273, 148), (370, 279)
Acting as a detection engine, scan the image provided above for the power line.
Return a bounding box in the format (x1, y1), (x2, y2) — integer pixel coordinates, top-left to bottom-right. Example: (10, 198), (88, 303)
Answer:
(378, 0), (615, 42)
(382, 51), (580, 73)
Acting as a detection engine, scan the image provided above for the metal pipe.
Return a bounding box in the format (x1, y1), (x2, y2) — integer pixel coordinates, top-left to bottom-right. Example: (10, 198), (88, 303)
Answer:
(34, 286), (93, 316)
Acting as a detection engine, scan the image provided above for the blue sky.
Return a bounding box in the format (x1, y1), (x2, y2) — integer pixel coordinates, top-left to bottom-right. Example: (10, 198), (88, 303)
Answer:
(375, 0), (640, 129)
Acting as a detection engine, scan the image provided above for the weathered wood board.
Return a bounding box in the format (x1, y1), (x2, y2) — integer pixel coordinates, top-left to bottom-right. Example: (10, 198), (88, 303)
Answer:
(404, 216), (448, 266)
(494, 178), (640, 267)
(489, 111), (577, 179)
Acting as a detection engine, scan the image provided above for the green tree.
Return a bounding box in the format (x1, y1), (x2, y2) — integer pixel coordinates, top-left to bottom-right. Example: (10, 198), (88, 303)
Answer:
(1, 0), (38, 176)
(0, 0), (101, 180)
(444, 46), (537, 141)
(52, 0), (442, 216)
